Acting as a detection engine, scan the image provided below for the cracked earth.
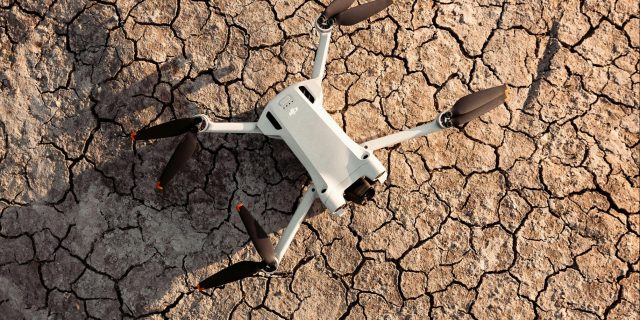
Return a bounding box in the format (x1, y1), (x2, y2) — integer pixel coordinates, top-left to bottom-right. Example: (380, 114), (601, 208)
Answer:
(0, 0), (638, 319)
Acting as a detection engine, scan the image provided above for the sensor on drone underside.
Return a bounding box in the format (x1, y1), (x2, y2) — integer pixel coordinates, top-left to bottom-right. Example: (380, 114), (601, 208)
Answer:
(257, 78), (386, 214)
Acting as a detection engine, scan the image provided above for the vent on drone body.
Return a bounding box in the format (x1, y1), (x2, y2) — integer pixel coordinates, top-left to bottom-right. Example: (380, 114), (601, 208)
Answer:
(298, 86), (315, 104)
(265, 112), (282, 130)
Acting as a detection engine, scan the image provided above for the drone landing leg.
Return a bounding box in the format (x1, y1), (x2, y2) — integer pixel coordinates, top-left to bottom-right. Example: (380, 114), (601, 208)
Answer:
(274, 186), (317, 263)
(361, 112), (450, 151)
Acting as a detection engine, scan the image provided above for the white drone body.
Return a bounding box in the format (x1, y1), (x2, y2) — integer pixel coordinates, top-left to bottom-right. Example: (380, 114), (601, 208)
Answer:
(256, 76), (387, 214)
(194, 19), (450, 265)
(134, 7), (507, 288)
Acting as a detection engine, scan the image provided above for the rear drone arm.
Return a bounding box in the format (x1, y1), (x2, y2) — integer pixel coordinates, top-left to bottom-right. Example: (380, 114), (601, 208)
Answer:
(274, 186), (317, 263)
(195, 186), (317, 290)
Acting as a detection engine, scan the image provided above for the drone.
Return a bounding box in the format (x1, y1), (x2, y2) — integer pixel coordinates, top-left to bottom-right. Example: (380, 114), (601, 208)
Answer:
(130, 0), (508, 291)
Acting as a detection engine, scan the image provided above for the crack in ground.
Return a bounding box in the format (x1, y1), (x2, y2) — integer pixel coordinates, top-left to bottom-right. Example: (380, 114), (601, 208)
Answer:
(0, 0), (637, 319)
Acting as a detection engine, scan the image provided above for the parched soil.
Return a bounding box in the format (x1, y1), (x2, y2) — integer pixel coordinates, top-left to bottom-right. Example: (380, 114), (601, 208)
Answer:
(0, 0), (638, 319)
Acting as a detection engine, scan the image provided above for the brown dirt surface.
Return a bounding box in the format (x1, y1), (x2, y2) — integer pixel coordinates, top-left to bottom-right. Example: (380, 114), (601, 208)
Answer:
(0, 0), (638, 319)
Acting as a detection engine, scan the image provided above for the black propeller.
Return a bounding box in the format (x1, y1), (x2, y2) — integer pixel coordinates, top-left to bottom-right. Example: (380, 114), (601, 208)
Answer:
(450, 85), (509, 127)
(130, 117), (202, 190)
(324, 0), (355, 19)
(196, 203), (277, 291)
(236, 203), (277, 265)
(324, 0), (393, 26)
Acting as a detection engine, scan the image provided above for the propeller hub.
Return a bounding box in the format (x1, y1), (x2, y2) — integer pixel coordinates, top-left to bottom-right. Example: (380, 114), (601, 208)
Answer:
(438, 111), (453, 128)
(316, 15), (334, 32)
(263, 262), (277, 273)
(190, 117), (202, 133)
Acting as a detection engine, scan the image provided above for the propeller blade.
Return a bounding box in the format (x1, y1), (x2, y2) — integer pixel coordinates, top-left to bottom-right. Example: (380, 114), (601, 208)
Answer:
(155, 131), (198, 191)
(324, 0), (356, 19)
(196, 261), (264, 290)
(451, 85), (507, 116)
(131, 117), (201, 141)
(451, 95), (506, 127)
(235, 203), (276, 265)
(334, 0), (393, 26)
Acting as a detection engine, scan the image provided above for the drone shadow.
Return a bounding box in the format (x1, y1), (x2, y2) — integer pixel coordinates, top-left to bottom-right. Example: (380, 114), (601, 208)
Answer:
(42, 51), (334, 317)
(5, 5), (384, 316)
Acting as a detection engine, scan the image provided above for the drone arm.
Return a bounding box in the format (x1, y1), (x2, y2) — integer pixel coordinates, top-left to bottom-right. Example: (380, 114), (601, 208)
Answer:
(361, 112), (450, 151)
(201, 122), (261, 134)
(195, 114), (262, 134)
(311, 21), (332, 79)
(274, 186), (317, 263)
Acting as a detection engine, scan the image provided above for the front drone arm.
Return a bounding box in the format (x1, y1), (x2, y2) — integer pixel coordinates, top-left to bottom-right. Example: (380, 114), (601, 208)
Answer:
(311, 0), (393, 79)
(312, 18), (333, 79)
(274, 186), (317, 263)
(200, 121), (261, 134)
(361, 85), (509, 151)
(362, 112), (451, 151)
(196, 114), (262, 134)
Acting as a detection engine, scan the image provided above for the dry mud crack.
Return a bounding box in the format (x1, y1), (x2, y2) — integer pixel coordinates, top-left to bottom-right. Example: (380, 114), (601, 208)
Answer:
(0, 0), (638, 319)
